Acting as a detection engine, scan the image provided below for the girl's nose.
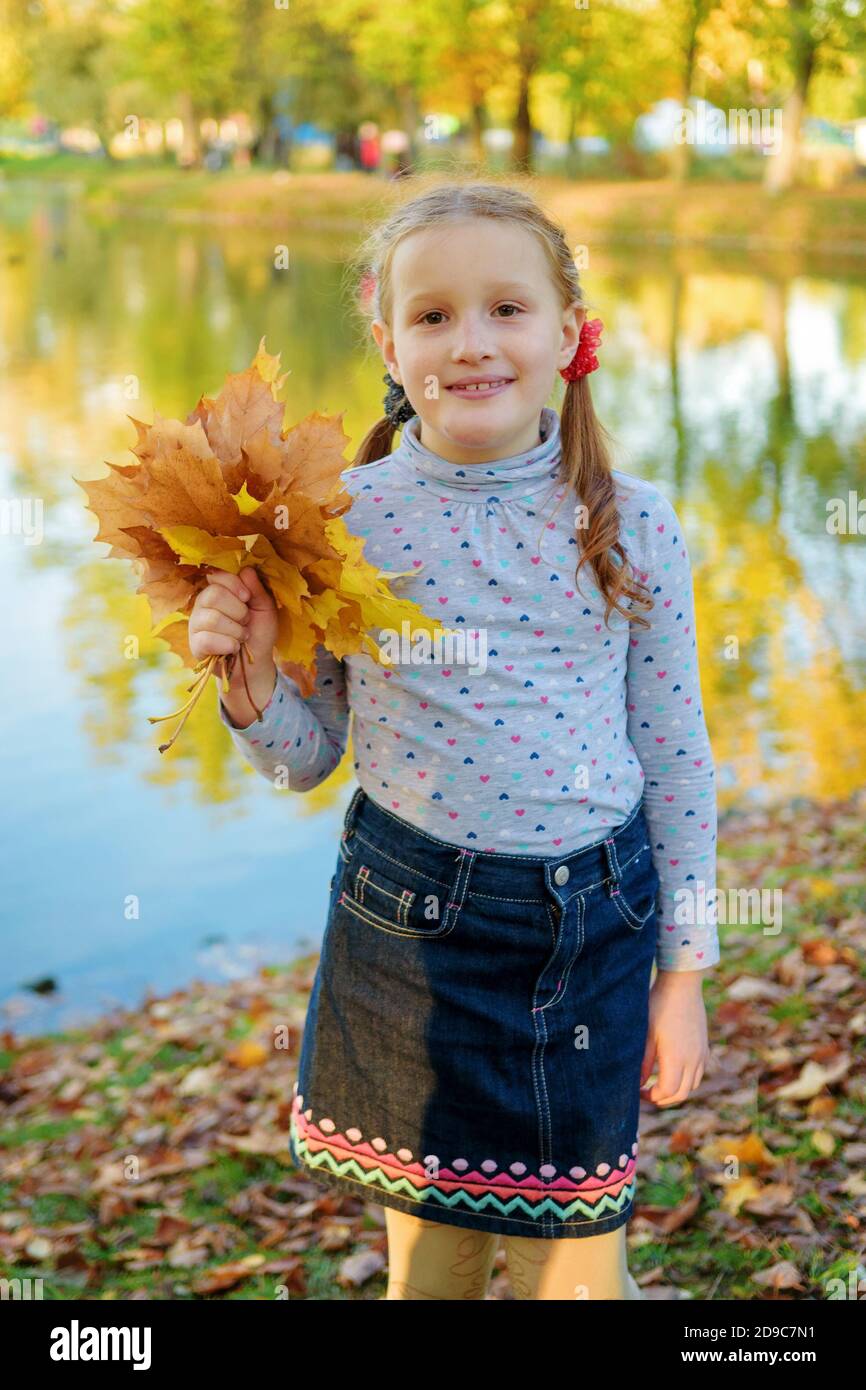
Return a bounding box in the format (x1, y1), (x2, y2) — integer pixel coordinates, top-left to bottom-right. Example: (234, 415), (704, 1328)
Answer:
(451, 317), (493, 358)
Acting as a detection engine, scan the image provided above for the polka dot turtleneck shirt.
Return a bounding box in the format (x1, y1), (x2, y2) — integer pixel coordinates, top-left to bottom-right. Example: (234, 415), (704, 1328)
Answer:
(218, 406), (719, 972)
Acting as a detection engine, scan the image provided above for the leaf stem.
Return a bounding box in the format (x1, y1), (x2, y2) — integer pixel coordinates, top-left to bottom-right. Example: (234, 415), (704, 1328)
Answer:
(238, 642), (264, 721)
(149, 641), (264, 753)
(147, 663), (212, 722)
(149, 655), (219, 753)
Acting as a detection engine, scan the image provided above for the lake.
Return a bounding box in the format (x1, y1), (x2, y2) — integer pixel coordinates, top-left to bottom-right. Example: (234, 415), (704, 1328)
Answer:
(2, 180), (865, 1035)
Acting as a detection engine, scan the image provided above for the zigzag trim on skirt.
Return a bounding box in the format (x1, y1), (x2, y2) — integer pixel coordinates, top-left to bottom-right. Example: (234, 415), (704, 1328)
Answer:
(290, 1089), (637, 1224)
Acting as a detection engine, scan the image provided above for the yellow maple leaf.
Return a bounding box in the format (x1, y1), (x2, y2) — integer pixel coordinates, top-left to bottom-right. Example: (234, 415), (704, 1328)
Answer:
(231, 480), (264, 516)
(158, 525), (248, 571)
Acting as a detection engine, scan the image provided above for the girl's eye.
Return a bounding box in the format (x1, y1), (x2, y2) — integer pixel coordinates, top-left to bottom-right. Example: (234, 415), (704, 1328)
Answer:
(418, 304), (523, 325)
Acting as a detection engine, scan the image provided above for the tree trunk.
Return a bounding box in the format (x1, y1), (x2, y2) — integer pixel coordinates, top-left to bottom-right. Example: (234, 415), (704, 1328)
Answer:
(177, 90), (201, 168)
(397, 84), (420, 164)
(255, 92), (278, 165)
(566, 92), (581, 178)
(764, 55), (815, 192)
(468, 92), (486, 168)
(511, 62), (533, 173)
(94, 115), (115, 161)
(671, 1), (702, 182)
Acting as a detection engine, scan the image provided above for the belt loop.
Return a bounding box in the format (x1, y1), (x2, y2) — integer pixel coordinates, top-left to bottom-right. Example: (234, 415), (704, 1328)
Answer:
(442, 848), (475, 933)
(342, 785), (364, 842)
(602, 833), (622, 899)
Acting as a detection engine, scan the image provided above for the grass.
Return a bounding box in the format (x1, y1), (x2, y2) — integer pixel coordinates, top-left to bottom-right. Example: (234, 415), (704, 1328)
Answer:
(3, 154), (866, 257)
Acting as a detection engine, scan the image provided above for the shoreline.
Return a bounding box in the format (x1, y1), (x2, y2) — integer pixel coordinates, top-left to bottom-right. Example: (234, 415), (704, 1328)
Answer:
(3, 163), (866, 261)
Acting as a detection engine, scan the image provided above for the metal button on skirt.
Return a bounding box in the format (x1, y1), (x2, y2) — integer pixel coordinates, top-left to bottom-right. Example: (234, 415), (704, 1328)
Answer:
(289, 786), (661, 1240)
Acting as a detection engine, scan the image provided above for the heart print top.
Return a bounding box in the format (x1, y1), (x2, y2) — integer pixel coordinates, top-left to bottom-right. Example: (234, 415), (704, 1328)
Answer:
(216, 405), (719, 972)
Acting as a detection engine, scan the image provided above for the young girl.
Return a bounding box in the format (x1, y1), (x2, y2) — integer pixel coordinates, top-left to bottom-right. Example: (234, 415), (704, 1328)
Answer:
(189, 181), (718, 1301)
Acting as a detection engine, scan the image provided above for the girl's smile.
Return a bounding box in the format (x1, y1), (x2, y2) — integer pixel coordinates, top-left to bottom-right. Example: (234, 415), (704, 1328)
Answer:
(445, 376), (516, 398)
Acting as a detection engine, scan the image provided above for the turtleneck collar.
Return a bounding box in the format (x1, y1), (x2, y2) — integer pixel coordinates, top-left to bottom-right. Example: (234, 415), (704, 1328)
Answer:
(391, 406), (562, 499)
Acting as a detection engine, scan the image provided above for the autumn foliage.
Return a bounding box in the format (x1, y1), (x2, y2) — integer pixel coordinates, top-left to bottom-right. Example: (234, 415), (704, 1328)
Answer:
(76, 340), (443, 750)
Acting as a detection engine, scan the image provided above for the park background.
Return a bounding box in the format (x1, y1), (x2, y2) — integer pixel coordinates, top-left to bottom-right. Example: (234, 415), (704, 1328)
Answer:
(1, 0), (865, 1300)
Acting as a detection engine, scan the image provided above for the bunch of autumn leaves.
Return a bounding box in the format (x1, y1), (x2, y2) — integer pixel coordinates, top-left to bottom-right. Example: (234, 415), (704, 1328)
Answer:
(77, 340), (442, 752)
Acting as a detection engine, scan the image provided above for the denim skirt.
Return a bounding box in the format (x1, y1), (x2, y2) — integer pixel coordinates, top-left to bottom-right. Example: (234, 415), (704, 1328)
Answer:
(289, 786), (661, 1241)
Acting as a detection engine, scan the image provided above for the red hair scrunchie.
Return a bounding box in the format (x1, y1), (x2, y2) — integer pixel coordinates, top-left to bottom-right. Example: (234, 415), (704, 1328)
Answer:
(560, 316), (603, 382)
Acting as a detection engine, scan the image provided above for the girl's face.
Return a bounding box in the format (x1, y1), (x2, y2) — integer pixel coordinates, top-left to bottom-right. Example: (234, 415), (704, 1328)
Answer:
(371, 218), (584, 465)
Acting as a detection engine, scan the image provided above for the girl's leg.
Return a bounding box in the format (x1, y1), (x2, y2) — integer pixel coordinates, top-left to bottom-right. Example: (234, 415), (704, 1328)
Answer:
(503, 1223), (644, 1301)
(383, 1208), (499, 1300)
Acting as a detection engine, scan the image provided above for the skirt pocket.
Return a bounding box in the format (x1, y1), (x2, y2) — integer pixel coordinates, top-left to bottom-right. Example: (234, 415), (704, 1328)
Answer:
(337, 836), (464, 940)
(609, 843), (660, 931)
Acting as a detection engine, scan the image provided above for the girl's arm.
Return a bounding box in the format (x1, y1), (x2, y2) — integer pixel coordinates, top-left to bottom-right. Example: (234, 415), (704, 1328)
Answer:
(625, 488), (719, 975)
(216, 645), (350, 792)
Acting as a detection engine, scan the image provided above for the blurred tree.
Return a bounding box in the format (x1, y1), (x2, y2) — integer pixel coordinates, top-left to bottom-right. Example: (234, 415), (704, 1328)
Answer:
(746, 0), (866, 192)
(231, 0), (287, 164)
(323, 0), (450, 163)
(0, 0), (34, 118)
(554, 1), (663, 173)
(261, 0), (372, 161)
(122, 0), (240, 166)
(503, 0), (558, 172)
(12, 0), (122, 153)
(418, 0), (505, 165)
(5, 0), (866, 184)
(652, 0), (724, 181)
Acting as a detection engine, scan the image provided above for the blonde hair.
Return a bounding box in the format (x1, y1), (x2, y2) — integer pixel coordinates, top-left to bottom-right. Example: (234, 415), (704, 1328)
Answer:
(347, 176), (653, 630)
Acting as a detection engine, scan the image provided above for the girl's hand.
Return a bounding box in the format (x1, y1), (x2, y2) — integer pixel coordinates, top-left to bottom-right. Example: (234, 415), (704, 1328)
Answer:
(189, 565), (278, 667)
(640, 972), (710, 1105)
